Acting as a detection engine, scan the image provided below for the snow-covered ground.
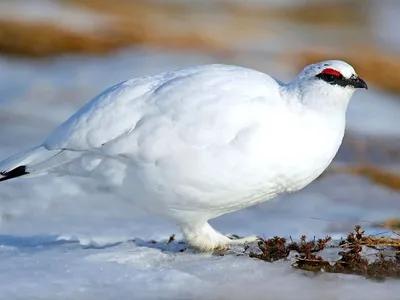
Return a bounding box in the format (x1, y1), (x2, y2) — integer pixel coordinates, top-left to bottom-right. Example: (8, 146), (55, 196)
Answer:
(0, 47), (399, 299)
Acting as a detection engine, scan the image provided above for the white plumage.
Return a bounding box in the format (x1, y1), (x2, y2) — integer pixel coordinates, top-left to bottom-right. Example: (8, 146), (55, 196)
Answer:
(0, 61), (367, 251)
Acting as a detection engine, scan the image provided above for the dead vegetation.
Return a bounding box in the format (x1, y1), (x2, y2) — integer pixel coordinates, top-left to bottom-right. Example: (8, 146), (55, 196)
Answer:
(167, 234), (175, 244)
(146, 225), (399, 279)
(0, 20), (125, 57)
(382, 218), (400, 230)
(72, 0), (365, 28)
(250, 226), (400, 280)
(330, 164), (400, 190)
(224, 0), (365, 27)
(3, 0), (400, 93)
(249, 236), (291, 262)
(0, 0), (365, 57)
(0, 0), (225, 57)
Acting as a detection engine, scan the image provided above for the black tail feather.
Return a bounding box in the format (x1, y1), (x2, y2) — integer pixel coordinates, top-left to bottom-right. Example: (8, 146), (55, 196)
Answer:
(0, 166), (29, 182)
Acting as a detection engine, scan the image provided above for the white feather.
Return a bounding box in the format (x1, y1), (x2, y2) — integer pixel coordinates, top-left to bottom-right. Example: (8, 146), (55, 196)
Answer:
(0, 61), (365, 251)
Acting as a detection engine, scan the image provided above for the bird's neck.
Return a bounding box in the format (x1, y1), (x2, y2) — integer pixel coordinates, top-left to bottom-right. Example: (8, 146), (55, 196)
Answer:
(281, 81), (353, 113)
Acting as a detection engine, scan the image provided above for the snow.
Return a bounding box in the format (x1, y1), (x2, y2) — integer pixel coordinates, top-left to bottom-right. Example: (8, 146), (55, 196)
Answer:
(0, 239), (399, 300)
(0, 47), (399, 299)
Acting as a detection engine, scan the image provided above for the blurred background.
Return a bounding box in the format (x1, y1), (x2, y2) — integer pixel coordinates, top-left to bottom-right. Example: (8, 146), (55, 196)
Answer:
(0, 0), (399, 240)
(0, 0), (399, 298)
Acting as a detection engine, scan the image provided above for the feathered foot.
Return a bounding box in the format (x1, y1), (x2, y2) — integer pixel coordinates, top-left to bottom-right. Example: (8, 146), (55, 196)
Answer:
(181, 222), (261, 252)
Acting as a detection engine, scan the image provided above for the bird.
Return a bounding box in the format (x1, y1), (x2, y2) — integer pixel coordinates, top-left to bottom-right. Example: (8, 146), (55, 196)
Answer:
(0, 60), (367, 251)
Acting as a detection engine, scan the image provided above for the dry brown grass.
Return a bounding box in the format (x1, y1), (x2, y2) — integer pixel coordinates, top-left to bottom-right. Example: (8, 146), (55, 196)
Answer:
(63, 0), (267, 51)
(2, 0), (399, 94)
(0, 1), (226, 57)
(360, 236), (400, 248)
(0, 18), (222, 58)
(0, 0), (365, 58)
(279, 1), (364, 26)
(69, 0), (365, 27)
(250, 226), (400, 279)
(290, 49), (400, 93)
(381, 218), (400, 230)
(0, 20), (123, 57)
(225, 0), (365, 27)
(331, 164), (400, 190)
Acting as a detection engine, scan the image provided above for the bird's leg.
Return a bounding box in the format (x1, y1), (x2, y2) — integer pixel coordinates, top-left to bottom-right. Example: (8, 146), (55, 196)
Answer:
(181, 222), (262, 251)
(181, 222), (232, 252)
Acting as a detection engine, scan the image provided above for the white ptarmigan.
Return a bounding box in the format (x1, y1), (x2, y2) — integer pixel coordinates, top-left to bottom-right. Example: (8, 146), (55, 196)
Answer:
(0, 60), (367, 251)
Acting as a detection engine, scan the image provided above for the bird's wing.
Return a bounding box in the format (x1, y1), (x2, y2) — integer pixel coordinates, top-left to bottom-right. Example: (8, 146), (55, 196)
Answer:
(44, 64), (282, 156)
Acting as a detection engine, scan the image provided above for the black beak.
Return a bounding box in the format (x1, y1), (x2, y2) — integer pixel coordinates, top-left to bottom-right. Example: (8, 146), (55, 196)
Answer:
(352, 76), (368, 90)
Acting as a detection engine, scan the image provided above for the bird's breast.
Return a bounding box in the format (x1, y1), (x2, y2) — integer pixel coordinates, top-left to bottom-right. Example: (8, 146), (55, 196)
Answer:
(266, 119), (345, 193)
(99, 108), (346, 220)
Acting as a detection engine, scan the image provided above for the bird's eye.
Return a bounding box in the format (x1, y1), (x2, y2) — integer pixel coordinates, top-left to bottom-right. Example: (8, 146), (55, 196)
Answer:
(325, 74), (335, 82)
(316, 68), (342, 84)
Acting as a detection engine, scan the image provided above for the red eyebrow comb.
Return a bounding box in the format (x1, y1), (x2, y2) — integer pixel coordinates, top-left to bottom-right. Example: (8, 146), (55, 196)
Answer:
(321, 68), (341, 77)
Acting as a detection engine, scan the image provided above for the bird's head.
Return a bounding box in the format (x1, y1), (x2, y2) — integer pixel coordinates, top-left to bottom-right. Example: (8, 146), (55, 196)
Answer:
(285, 60), (368, 111)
